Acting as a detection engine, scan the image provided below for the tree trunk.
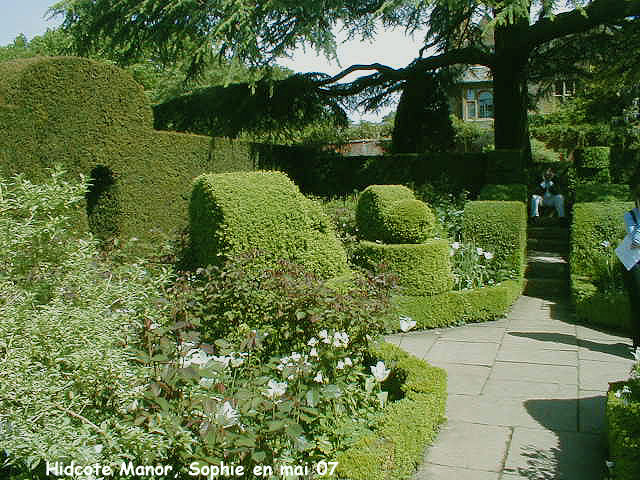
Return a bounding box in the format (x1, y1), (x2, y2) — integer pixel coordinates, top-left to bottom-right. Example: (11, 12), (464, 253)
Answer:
(492, 18), (532, 154)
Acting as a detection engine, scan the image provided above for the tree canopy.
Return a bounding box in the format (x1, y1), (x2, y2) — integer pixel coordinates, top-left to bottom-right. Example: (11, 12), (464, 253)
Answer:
(50, 0), (640, 151)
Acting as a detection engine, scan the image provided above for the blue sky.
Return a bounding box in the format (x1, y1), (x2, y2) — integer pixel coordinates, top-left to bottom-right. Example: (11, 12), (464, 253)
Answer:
(1, 1), (425, 121)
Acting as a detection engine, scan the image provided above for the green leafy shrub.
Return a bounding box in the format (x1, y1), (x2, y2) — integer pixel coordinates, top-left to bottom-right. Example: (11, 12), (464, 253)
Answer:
(607, 352), (640, 480)
(531, 138), (562, 163)
(355, 185), (416, 243)
(0, 168), (172, 477)
(478, 184), (528, 203)
(320, 193), (361, 263)
(574, 184), (631, 203)
(573, 146), (611, 184)
(449, 240), (514, 290)
(485, 149), (526, 184)
(414, 180), (469, 241)
(188, 170), (349, 278)
(394, 279), (522, 329)
(336, 342), (447, 480)
(462, 201), (527, 278)
(354, 240), (453, 296)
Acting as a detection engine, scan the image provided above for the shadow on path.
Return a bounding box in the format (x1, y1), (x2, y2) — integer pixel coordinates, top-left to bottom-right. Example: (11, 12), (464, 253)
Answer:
(515, 396), (607, 480)
(508, 331), (634, 361)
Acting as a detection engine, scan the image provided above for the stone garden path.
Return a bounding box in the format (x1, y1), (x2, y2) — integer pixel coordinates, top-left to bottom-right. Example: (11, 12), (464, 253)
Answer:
(385, 221), (636, 479)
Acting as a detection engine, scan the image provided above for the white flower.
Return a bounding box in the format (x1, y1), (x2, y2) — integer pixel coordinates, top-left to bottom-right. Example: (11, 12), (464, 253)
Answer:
(332, 332), (349, 347)
(399, 316), (416, 332)
(476, 247), (484, 256)
(263, 379), (287, 399)
(307, 337), (318, 347)
(230, 357), (244, 368)
(183, 349), (212, 367)
(606, 461), (615, 469)
(451, 242), (461, 250)
(601, 240), (611, 248)
(633, 347), (640, 362)
(313, 372), (324, 383)
(211, 355), (232, 367)
(199, 377), (215, 388)
(483, 251), (494, 260)
(214, 401), (239, 428)
(309, 347), (318, 358)
(615, 390), (622, 398)
(290, 352), (302, 362)
(336, 360), (345, 370)
(370, 361), (390, 382)
(450, 249), (455, 257)
(344, 357), (353, 367)
(319, 330), (331, 344)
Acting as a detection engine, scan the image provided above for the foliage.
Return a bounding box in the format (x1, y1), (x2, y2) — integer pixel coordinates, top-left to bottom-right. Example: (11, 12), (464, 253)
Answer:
(531, 138), (561, 163)
(391, 71), (455, 154)
(451, 115), (494, 153)
(413, 179), (469, 241)
(188, 171), (349, 278)
(320, 194), (361, 263)
(477, 184), (528, 203)
(0, 168), (172, 477)
(449, 240), (512, 291)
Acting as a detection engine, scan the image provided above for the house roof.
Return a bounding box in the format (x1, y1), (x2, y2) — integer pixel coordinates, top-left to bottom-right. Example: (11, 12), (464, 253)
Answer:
(459, 65), (492, 83)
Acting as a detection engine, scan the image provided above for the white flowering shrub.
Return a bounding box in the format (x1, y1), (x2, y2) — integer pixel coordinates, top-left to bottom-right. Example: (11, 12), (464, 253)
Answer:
(449, 240), (512, 290)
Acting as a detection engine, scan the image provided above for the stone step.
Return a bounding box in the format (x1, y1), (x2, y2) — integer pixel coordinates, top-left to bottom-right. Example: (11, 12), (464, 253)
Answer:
(528, 226), (570, 241)
(527, 237), (569, 253)
(525, 260), (569, 279)
(523, 277), (570, 298)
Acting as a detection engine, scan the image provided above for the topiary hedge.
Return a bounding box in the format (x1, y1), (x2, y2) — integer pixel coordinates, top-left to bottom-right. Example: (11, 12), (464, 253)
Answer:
(356, 185), (436, 244)
(607, 382), (640, 480)
(462, 201), (527, 277)
(0, 56), (217, 246)
(354, 240), (453, 296)
(573, 146), (611, 184)
(188, 170), (349, 278)
(394, 279), (523, 329)
(478, 184), (528, 203)
(573, 183), (631, 203)
(485, 149), (526, 184)
(336, 342), (447, 480)
(570, 202), (632, 330)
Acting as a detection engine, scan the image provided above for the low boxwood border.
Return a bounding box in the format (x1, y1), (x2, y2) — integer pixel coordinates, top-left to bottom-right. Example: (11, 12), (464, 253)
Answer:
(571, 275), (631, 332)
(607, 381), (640, 480)
(336, 342), (447, 480)
(392, 279), (523, 329)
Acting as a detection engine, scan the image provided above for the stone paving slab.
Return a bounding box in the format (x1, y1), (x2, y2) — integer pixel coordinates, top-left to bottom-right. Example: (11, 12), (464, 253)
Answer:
(426, 362), (491, 395)
(482, 378), (577, 399)
(422, 421), (511, 472)
(503, 427), (604, 480)
(446, 394), (578, 432)
(414, 463), (500, 480)
(425, 341), (499, 366)
(495, 347), (577, 366)
(394, 293), (635, 480)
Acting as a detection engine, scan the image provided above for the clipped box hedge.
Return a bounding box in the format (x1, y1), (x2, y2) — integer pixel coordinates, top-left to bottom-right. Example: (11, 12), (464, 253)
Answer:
(570, 202), (632, 278)
(607, 383), (640, 480)
(485, 149), (526, 184)
(573, 183), (631, 203)
(462, 201), (527, 277)
(573, 146), (611, 183)
(0, 56), (224, 246)
(571, 275), (631, 332)
(336, 342), (447, 480)
(394, 279), (523, 329)
(478, 183), (528, 203)
(188, 170), (349, 279)
(356, 185), (436, 244)
(354, 240), (453, 296)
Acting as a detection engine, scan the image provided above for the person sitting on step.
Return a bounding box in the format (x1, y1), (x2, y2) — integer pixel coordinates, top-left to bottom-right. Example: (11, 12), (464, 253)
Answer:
(530, 168), (566, 223)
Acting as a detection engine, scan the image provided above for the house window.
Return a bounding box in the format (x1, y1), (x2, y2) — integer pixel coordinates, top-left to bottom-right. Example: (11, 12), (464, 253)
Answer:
(464, 88), (493, 120)
(553, 80), (575, 101)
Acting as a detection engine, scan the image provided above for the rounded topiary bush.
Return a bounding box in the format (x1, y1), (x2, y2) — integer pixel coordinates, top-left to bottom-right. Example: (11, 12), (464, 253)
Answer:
(356, 184), (435, 243)
(188, 170), (349, 279)
(354, 240), (453, 296)
(383, 199), (437, 244)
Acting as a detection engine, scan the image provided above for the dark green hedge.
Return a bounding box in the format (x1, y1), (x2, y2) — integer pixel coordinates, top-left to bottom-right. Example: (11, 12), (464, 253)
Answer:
(573, 146), (611, 184)
(188, 171), (349, 278)
(394, 279), (523, 329)
(354, 240), (453, 296)
(573, 184), (631, 203)
(355, 185), (435, 244)
(336, 342), (447, 480)
(478, 184), (528, 203)
(462, 201), (527, 277)
(0, 57), (216, 246)
(607, 383), (640, 480)
(485, 149), (526, 184)
(571, 275), (631, 331)
(611, 148), (640, 184)
(570, 202), (631, 278)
